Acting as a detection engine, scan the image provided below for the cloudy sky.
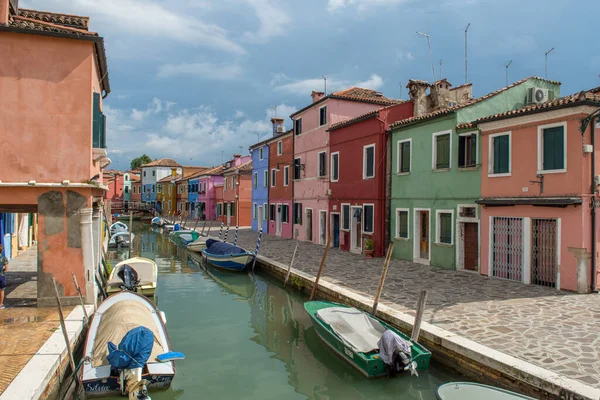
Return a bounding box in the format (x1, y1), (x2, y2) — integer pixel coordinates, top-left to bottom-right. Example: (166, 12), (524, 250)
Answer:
(25, 0), (600, 170)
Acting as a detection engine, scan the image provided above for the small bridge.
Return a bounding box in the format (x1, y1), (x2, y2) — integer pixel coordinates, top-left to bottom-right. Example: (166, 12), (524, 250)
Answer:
(110, 201), (154, 216)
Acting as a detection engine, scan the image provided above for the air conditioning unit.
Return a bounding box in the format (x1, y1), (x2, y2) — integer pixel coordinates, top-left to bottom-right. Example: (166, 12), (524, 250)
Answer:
(276, 125), (286, 133)
(527, 87), (554, 104)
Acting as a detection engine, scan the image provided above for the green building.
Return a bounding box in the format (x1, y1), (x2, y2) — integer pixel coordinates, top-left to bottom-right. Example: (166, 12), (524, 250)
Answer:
(389, 77), (561, 270)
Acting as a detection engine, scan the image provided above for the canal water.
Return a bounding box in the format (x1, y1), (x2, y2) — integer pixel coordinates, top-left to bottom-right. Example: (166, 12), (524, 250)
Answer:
(101, 222), (465, 400)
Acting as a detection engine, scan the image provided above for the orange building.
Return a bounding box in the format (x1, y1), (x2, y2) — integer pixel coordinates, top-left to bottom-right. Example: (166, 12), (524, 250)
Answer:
(219, 155), (253, 228)
(0, 1), (111, 306)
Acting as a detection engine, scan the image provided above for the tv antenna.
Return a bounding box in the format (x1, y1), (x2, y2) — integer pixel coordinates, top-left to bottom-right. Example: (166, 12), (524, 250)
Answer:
(545, 47), (555, 79)
(416, 31), (435, 82)
(505, 60), (512, 86)
(464, 23), (471, 83)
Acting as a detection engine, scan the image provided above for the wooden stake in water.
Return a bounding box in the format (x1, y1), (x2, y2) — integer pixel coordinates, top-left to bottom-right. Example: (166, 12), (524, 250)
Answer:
(411, 290), (429, 342)
(233, 226), (239, 246)
(129, 212), (133, 258)
(193, 217), (201, 232)
(199, 219), (207, 236)
(218, 222), (224, 239)
(71, 273), (89, 326)
(205, 220), (213, 237)
(52, 277), (77, 378)
(251, 228), (263, 273)
(223, 225), (230, 242)
(372, 241), (394, 315)
(284, 242), (299, 287)
(310, 234), (332, 301)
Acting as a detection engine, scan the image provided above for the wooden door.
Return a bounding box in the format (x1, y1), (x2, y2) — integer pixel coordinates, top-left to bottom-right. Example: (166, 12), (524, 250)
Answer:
(419, 211), (429, 259)
(306, 209), (313, 241)
(463, 222), (478, 271)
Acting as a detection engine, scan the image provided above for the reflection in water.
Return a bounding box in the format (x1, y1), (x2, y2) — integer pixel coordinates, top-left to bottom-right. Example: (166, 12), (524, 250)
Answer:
(100, 223), (464, 400)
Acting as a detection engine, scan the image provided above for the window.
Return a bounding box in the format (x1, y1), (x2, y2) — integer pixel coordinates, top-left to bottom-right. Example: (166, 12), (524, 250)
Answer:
(263, 203), (268, 221)
(284, 166), (290, 186)
(489, 132), (511, 176)
(538, 123), (566, 173)
(319, 106), (327, 126)
(259, 147), (264, 160)
(230, 202), (235, 216)
(341, 204), (350, 231)
(231, 176), (235, 189)
(152, 185), (155, 193)
(331, 152), (339, 182)
(397, 139), (411, 173)
(271, 169), (276, 187)
(152, 171), (155, 176)
(318, 151), (327, 177)
(143, 171), (146, 177)
(293, 202), (302, 224)
(270, 204), (276, 221)
(362, 204), (374, 234)
(224, 177), (228, 191)
(168, 185), (171, 195)
(253, 172), (258, 188)
(253, 203), (257, 220)
(157, 185), (162, 193)
(277, 141), (282, 155)
(436, 211), (453, 245)
(293, 158), (301, 180)
(458, 133), (477, 168)
(263, 170), (268, 187)
(433, 132), (451, 170)
(125, 186), (129, 194)
(282, 204), (289, 223)
(363, 144), (375, 179)
(396, 209), (409, 239)
(203, 182), (207, 192)
(294, 118), (302, 135)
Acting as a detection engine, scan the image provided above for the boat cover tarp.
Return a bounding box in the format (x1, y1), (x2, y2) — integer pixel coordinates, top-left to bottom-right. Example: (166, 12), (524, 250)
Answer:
(205, 240), (246, 255)
(108, 259), (157, 287)
(378, 330), (412, 365)
(92, 300), (164, 367)
(107, 326), (154, 369)
(316, 307), (386, 353)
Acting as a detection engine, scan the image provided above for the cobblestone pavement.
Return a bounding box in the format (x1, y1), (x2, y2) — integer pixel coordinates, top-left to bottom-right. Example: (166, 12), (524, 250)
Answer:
(3, 246), (37, 307)
(230, 230), (600, 388)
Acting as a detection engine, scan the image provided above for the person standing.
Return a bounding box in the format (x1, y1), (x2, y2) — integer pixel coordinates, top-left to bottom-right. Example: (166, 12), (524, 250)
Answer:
(0, 244), (7, 309)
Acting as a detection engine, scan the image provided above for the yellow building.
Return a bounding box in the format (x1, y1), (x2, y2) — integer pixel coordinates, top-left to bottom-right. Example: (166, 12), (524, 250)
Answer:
(157, 168), (180, 217)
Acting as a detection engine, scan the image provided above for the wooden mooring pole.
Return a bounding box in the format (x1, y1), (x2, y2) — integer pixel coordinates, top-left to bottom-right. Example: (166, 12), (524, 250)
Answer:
(309, 234), (332, 301)
(371, 241), (394, 315)
(52, 277), (77, 380)
(411, 290), (429, 342)
(71, 273), (89, 326)
(129, 212), (133, 258)
(284, 242), (299, 287)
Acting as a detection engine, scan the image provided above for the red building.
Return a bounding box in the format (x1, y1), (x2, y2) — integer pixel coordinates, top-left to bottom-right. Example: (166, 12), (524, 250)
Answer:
(130, 177), (141, 203)
(328, 102), (413, 257)
(104, 170), (124, 201)
(268, 120), (294, 238)
(221, 155), (252, 228)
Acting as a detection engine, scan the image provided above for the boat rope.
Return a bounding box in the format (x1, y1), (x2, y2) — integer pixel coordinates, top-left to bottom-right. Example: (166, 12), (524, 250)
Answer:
(233, 226), (239, 246)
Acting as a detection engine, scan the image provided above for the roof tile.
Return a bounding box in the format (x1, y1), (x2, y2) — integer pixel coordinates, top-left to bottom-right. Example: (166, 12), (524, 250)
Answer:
(17, 8), (89, 30)
(9, 15), (97, 37)
(140, 158), (182, 168)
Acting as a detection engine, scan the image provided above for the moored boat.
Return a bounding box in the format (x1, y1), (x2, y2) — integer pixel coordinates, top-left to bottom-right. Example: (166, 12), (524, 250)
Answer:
(201, 239), (255, 272)
(151, 217), (164, 226)
(170, 230), (200, 243)
(304, 301), (431, 379)
(436, 382), (535, 399)
(81, 292), (182, 398)
(108, 232), (135, 248)
(110, 221), (128, 236)
(106, 257), (158, 297)
(186, 236), (221, 253)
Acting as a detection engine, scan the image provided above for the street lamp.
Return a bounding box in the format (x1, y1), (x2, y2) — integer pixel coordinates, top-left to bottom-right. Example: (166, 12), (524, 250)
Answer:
(416, 31), (435, 82)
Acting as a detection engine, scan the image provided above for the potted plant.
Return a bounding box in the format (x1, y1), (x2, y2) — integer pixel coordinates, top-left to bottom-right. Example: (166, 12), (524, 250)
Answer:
(364, 238), (374, 258)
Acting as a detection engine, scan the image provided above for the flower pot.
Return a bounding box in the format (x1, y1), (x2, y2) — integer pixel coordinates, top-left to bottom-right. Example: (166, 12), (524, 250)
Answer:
(365, 249), (374, 258)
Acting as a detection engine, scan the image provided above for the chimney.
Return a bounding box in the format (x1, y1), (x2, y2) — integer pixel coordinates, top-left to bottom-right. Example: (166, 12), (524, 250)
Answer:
(171, 168), (177, 176)
(430, 79), (452, 111)
(311, 91), (325, 103)
(271, 117), (285, 136)
(0, 0), (10, 25)
(407, 80), (429, 117)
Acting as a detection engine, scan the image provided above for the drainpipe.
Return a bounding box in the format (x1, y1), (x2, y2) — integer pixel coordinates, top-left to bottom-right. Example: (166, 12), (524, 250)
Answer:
(591, 118), (597, 292)
(384, 127), (392, 248)
(79, 208), (96, 306)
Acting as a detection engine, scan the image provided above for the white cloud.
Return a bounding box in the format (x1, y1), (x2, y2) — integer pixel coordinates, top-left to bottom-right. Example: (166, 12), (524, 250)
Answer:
(157, 63), (242, 80)
(327, 0), (408, 12)
(235, 110), (246, 118)
(29, 0), (246, 55)
(241, 0), (291, 43)
(273, 74), (384, 95)
(130, 98), (164, 121)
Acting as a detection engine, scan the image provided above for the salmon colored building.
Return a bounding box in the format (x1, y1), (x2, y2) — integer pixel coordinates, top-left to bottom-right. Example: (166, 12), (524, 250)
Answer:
(104, 170), (124, 201)
(328, 102), (413, 257)
(0, 1), (110, 305)
(268, 124), (294, 239)
(220, 155), (252, 228)
(291, 88), (402, 245)
(131, 179), (142, 203)
(470, 89), (600, 293)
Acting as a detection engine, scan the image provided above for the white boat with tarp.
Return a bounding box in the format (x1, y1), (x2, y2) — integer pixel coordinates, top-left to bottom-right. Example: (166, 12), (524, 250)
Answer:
(106, 257), (158, 297)
(81, 292), (184, 399)
(110, 221), (128, 236)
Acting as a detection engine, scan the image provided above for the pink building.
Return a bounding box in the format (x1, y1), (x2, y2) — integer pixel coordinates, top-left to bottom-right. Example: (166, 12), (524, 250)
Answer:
(196, 166), (225, 221)
(291, 88), (402, 244)
(470, 88), (600, 293)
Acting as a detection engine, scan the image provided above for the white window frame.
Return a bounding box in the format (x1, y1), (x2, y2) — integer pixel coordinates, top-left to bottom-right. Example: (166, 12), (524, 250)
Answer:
(537, 121), (567, 174)
(395, 208), (410, 240)
(432, 130), (452, 171)
(330, 151), (340, 182)
(259, 147), (264, 160)
(397, 139), (412, 174)
(253, 172), (258, 188)
(362, 203), (375, 234)
(277, 140), (282, 156)
(263, 170), (268, 187)
(263, 203), (268, 221)
(363, 144), (376, 179)
(293, 157), (302, 180)
(319, 105), (327, 126)
(271, 168), (276, 187)
(231, 176), (235, 189)
(488, 131), (512, 178)
(458, 131), (479, 168)
(318, 151), (327, 178)
(283, 166), (290, 186)
(435, 209), (454, 246)
(341, 203), (350, 231)
(253, 202), (257, 220)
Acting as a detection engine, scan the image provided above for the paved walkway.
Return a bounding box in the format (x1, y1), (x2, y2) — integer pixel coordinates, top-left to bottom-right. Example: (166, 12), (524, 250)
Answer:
(229, 230), (600, 388)
(3, 246), (37, 307)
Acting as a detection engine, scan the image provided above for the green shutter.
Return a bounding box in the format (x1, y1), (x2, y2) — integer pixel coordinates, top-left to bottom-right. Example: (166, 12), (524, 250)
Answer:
(458, 136), (466, 167)
(440, 213), (452, 244)
(543, 127), (564, 170)
(468, 134), (477, 166)
(401, 142), (411, 172)
(436, 134), (450, 169)
(92, 93), (101, 148)
(493, 135), (509, 174)
(398, 211), (408, 238)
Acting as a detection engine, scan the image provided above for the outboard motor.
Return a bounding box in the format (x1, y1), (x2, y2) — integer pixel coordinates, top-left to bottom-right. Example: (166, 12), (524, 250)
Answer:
(117, 264), (140, 291)
(377, 330), (416, 377)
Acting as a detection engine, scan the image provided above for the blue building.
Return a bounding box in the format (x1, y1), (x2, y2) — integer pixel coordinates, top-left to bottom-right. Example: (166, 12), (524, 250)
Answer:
(188, 176), (200, 219)
(249, 138), (270, 233)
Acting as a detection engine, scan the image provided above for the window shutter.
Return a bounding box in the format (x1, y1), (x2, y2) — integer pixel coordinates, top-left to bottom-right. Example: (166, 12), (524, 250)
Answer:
(436, 135), (450, 169)
(440, 213), (452, 244)
(398, 211), (408, 238)
(365, 147), (375, 177)
(458, 136), (466, 167)
(468, 134), (477, 166)
(401, 143), (411, 172)
(92, 93), (101, 148)
(494, 135), (509, 174)
(543, 127), (564, 170)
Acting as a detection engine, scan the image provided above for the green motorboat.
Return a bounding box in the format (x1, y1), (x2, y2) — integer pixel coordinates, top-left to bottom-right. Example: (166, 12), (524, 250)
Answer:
(436, 382), (535, 399)
(304, 301), (431, 379)
(170, 230), (200, 244)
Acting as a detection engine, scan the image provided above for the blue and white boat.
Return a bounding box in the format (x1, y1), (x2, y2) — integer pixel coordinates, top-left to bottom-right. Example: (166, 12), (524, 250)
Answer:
(151, 217), (164, 226)
(201, 239), (255, 272)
